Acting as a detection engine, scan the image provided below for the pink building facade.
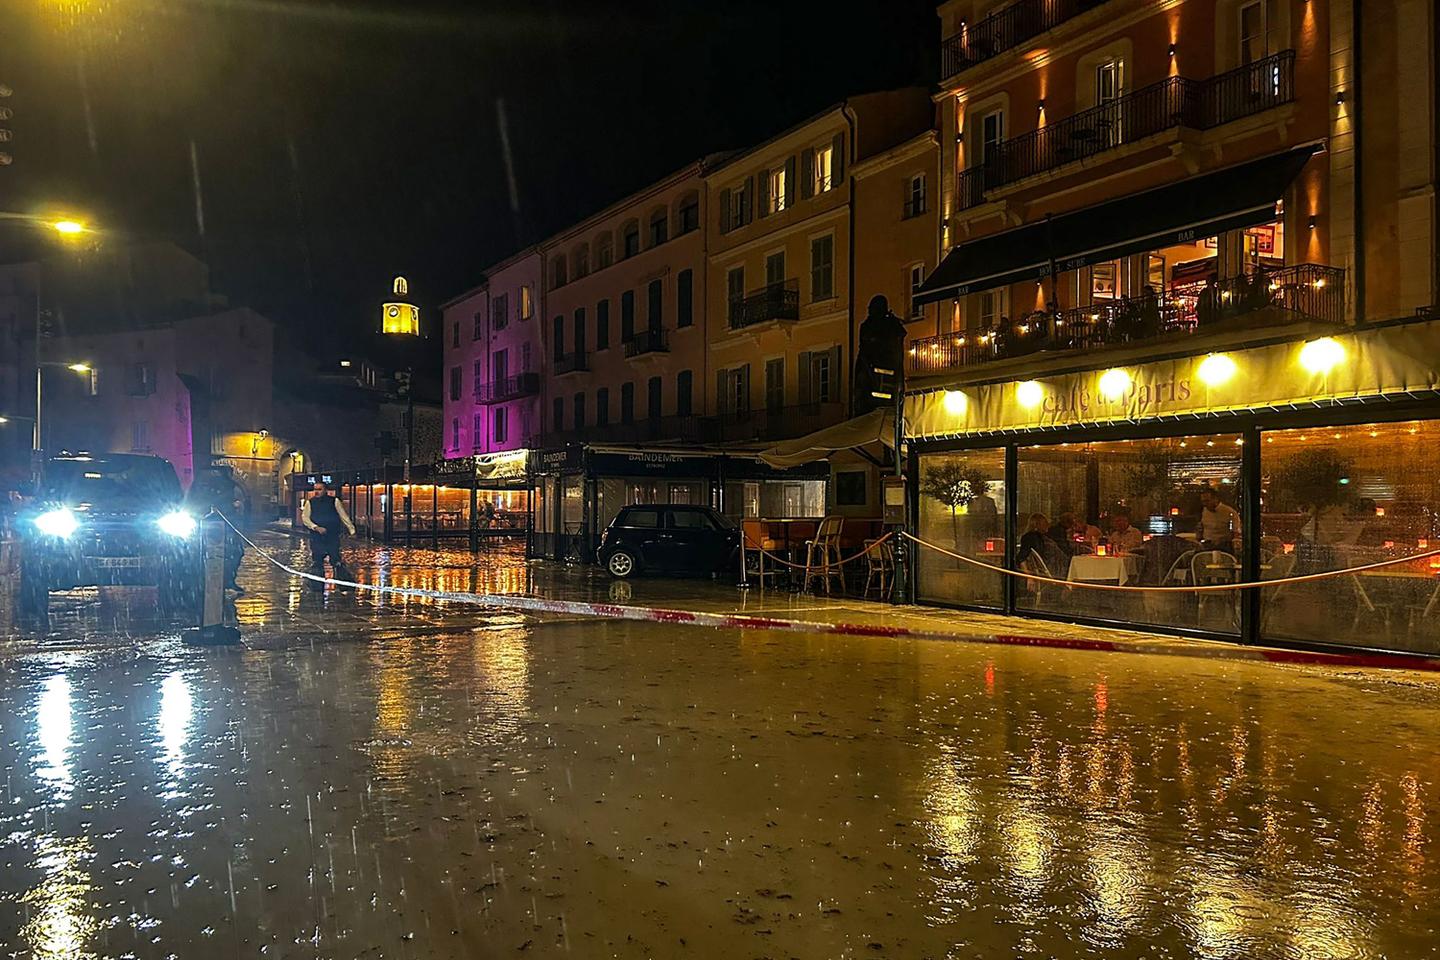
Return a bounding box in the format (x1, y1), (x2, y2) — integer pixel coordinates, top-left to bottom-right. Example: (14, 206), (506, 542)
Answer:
(440, 249), (543, 457)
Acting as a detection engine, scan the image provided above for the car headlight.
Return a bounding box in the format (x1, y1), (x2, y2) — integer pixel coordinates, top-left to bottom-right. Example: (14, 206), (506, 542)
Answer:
(157, 510), (198, 539)
(34, 507), (79, 539)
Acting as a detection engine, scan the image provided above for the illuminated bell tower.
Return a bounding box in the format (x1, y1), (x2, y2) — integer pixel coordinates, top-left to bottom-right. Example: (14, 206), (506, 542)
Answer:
(381, 276), (420, 336)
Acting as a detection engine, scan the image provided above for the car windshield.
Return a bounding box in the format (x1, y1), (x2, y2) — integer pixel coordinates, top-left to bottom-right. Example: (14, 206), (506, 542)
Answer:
(42, 458), (182, 508)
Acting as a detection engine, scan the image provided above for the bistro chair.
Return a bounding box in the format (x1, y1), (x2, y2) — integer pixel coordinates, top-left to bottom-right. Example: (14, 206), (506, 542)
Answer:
(1192, 550), (1239, 629)
(803, 516), (846, 595)
(744, 519), (784, 588)
(862, 538), (894, 599)
(1349, 574), (1389, 634)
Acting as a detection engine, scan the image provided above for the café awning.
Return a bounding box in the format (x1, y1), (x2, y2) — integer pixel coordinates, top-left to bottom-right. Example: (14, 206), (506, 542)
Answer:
(759, 409), (894, 468)
(915, 144), (1321, 305)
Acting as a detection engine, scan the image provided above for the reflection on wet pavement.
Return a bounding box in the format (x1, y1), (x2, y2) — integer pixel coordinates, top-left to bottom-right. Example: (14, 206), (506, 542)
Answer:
(0, 534), (1437, 957)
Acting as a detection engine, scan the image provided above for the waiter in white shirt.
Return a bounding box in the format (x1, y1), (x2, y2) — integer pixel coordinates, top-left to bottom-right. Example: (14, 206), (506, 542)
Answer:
(1198, 487), (1240, 552)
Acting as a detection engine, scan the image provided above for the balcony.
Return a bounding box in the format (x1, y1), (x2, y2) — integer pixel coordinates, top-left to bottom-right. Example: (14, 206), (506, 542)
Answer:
(941, 0), (1109, 79)
(956, 51), (1296, 209)
(908, 263), (1345, 377)
(554, 349), (588, 375)
(623, 328), (670, 358)
(714, 402), (846, 443)
(729, 280), (800, 330)
(544, 415), (706, 447)
(473, 372), (540, 404)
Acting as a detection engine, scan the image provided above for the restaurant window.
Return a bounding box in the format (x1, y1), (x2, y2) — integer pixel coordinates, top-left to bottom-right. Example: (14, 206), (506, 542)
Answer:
(916, 449), (1006, 608)
(1015, 435), (1243, 635)
(573, 392), (586, 429)
(677, 269), (693, 327)
(520, 285), (533, 319)
(596, 299), (611, 349)
(552, 397), (564, 433)
(596, 387), (610, 427)
(676, 370), (693, 418)
(810, 235), (834, 301)
(1090, 261), (1121, 301)
(1146, 254), (1167, 290)
(1260, 421), (1440, 655)
(764, 358), (785, 414)
(620, 382), (635, 424)
(493, 407), (507, 444)
(492, 293), (509, 331)
(647, 376), (662, 421)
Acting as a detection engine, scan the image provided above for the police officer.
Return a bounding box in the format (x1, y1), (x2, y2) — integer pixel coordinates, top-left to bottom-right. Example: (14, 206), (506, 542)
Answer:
(300, 480), (356, 582)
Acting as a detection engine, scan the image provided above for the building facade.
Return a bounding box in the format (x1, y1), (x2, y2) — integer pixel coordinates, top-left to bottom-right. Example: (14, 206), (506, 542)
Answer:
(440, 249), (543, 458)
(908, 0), (1439, 657)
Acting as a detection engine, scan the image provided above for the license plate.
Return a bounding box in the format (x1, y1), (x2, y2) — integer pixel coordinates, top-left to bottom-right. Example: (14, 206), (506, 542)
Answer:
(88, 557), (149, 569)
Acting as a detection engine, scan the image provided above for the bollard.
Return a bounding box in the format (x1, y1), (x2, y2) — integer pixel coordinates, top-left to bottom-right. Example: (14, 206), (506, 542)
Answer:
(182, 517), (240, 645)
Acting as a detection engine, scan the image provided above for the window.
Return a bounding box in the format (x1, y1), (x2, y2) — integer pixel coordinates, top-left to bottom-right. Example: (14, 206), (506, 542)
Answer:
(649, 210), (668, 247)
(721, 180), (751, 233)
(765, 358), (785, 413)
(573, 245), (589, 279)
(450, 418), (461, 451)
(595, 234), (613, 269)
(449, 366), (461, 401)
(977, 288), (1006, 328)
(723, 365), (750, 416)
(726, 267), (746, 325)
(1095, 58), (1124, 146)
(492, 293), (509, 331)
(552, 316), (564, 361)
(620, 382), (635, 424)
(977, 108), (1005, 166)
(620, 290), (635, 341)
(596, 387), (610, 426)
(473, 412), (484, 449)
(573, 392), (586, 429)
(492, 349), (508, 383)
(473, 359), (484, 393)
(131, 420), (149, 452)
(493, 407), (507, 444)
(676, 370), (693, 417)
(521, 341), (532, 372)
(126, 363), (155, 397)
(765, 251), (785, 289)
(573, 307), (586, 355)
(623, 508), (660, 529)
(668, 509), (717, 531)
(647, 278), (663, 332)
(473, 310), (484, 341)
(811, 144), (834, 194)
(647, 376), (662, 421)
(552, 397), (564, 433)
(622, 222), (640, 258)
(916, 449), (1006, 608)
(908, 265), (926, 318)
(836, 471), (867, 506)
(520, 285), (533, 319)
(799, 348), (840, 404)
(677, 269), (693, 328)
(765, 164), (787, 215)
(452, 322), (460, 348)
(677, 196), (699, 234)
(905, 174), (927, 218)
(1239, 0), (1282, 64)
(810, 236), (834, 301)
(550, 255), (567, 289)
(596, 299), (610, 350)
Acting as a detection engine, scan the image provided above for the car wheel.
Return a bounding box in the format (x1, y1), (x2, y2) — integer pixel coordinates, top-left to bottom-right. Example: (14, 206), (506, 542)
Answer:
(606, 549), (638, 579)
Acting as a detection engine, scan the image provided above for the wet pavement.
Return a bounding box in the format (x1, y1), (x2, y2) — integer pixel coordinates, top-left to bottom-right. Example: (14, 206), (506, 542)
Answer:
(1, 533), (1438, 958)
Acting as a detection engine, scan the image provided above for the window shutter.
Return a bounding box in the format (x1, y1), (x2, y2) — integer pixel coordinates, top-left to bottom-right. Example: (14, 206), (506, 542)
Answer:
(738, 364), (751, 414)
(743, 176), (755, 225)
(758, 169), (771, 219)
(784, 155), (797, 208)
(719, 187), (732, 233)
(800, 149), (814, 199)
(831, 132), (845, 182)
(797, 351), (813, 404)
(716, 370), (727, 416)
(828, 346), (843, 403)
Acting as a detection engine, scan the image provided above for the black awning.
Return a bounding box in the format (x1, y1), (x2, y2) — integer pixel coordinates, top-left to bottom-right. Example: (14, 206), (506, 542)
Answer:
(915, 144), (1320, 305)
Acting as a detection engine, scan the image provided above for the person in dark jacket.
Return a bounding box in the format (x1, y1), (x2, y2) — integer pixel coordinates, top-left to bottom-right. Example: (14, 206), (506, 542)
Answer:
(300, 481), (356, 582)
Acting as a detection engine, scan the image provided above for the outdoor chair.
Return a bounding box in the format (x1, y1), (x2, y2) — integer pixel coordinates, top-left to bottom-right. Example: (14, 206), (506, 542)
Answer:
(744, 520), (784, 589)
(803, 516), (845, 595)
(1191, 550), (1239, 629)
(862, 538), (894, 599)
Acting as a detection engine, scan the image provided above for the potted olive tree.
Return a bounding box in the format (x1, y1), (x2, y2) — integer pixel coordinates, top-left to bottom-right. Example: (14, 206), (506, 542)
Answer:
(920, 462), (993, 572)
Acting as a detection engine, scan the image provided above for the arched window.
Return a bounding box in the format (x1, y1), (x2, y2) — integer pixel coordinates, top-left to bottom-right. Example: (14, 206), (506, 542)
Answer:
(648, 206), (669, 247)
(572, 242), (590, 280)
(674, 191), (700, 236)
(620, 219), (641, 259)
(595, 231), (614, 269)
(550, 255), (567, 290)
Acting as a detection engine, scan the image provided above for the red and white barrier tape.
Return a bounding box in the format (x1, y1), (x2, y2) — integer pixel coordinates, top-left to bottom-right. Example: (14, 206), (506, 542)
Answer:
(217, 516), (1440, 674)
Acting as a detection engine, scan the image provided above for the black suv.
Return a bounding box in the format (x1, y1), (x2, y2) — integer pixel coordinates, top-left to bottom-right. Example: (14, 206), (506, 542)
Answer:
(598, 504), (740, 579)
(17, 453), (201, 620)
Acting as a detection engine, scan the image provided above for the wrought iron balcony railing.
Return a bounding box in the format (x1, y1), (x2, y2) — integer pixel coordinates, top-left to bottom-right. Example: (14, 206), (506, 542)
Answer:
(554, 349), (588, 375)
(623, 328), (670, 358)
(473, 372), (540, 404)
(941, 0), (1110, 79)
(907, 263), (1344, 376)
(728, 279), (800, 330)
(956, 51), (1296, 209)
(713, 401), (846, 443)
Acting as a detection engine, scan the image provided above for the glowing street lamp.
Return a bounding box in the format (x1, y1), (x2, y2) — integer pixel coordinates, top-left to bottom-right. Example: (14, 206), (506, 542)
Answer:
(51, 219), (87, 236)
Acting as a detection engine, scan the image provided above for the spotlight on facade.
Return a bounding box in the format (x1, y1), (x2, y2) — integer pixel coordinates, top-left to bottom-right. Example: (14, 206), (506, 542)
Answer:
(1098, 368), (1132, 400)
(1299, 337), (1345, 374)
(942, 390), (968, 415)
(1196, 353), (1237, 386)
(1016, 380), (1044, 409)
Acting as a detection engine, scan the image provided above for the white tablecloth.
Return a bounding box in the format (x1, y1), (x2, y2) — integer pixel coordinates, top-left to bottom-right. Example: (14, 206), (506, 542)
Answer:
(1068, 554), (1143, 585)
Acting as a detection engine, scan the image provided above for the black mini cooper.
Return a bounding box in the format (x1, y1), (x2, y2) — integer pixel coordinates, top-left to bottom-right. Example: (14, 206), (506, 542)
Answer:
(597, 505), (741, 579)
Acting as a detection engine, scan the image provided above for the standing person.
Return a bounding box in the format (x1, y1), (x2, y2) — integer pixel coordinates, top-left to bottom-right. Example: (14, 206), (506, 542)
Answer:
(1198, 487), (1240, 552)
(301, 480), (356, 583)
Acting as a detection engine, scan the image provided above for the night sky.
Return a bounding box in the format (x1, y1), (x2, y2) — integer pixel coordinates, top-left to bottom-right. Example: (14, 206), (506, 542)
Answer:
(3, 0), (937, 367)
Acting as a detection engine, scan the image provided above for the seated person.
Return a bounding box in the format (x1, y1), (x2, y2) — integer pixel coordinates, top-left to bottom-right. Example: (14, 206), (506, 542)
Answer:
(1018, 513), (1052, 567)
(1108, 510), (1145, 554)
(1055, 512), (1100, 553)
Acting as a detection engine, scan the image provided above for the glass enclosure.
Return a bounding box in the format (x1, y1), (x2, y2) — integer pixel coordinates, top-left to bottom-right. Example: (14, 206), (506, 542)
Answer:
(915, 448), (1005, 608)
(721, 479), (826, 520)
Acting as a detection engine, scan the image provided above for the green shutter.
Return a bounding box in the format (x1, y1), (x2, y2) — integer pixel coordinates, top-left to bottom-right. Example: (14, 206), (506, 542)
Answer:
(719, 187), (732, 233)
(797, 351), (812, 404)
(758, 169), (770, 218)
(784, 155), (797, 208)
(831, 132), (845, 182)
(800, 149), (814, 200)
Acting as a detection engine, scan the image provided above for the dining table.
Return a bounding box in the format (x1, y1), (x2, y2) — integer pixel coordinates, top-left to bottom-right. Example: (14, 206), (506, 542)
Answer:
(1068, 553), (1144, 585)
